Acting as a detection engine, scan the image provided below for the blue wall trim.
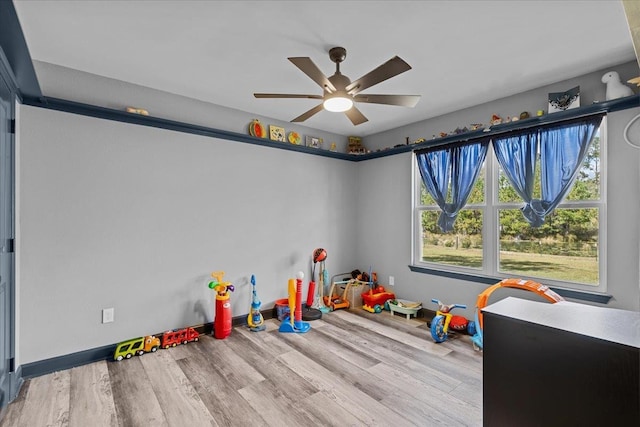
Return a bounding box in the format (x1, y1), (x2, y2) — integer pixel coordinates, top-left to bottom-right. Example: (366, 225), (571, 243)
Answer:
(388, 95), (639, 158)
(23, 94), (639, 163)
(408, 265), (612, 304)
(22, 96), (360, 161)
(0, 0), (42, 100)
(9, 366), (22, 403)
(21, 345), (113, 379)
(19, 310), (272, 379)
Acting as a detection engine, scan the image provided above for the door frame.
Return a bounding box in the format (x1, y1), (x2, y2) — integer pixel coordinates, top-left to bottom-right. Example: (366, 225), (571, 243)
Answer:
(0, 46), (18, 413)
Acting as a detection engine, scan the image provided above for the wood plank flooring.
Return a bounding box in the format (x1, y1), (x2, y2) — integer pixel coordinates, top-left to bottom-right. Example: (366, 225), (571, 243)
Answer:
(0, 309), (483, 426)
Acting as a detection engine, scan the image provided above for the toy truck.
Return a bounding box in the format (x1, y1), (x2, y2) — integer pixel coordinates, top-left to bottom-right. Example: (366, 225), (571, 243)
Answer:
(114, 335), (160, 361)
(161, 327), (200, 348)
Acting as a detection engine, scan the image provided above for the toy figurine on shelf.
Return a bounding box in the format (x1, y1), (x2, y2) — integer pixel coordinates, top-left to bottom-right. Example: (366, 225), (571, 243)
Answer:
(248, 119), (267, 138)
(125, 107), (149, 115)
(602, 71), (635, 100)
(490, 114), (503, 125)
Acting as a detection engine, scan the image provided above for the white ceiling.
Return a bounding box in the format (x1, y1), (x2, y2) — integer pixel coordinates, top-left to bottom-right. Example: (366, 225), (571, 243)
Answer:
(12, 0), (637, 137)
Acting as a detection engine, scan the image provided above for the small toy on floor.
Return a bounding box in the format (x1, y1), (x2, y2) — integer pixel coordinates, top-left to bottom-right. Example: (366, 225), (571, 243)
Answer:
(247, 275), (265, 332)
(387, 299), (422, 319)
(279, 272), (311, 333)
(429, 299), (467, 343)
(208, 271), (235, 339)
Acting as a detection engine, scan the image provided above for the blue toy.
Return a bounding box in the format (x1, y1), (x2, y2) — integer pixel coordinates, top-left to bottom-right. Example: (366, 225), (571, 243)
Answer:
(247, 275), (266, 332)
(279, 272), (311, 333)
(430, 299), (467, 343)
(470, 310), (483, 350)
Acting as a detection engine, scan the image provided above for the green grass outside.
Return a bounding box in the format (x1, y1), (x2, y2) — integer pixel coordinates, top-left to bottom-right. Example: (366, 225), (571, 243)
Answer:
(422, 245), (598, 285)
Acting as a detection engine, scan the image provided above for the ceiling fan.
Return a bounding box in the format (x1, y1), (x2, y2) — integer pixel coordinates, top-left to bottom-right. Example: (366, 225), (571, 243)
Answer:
(254, 47), (421, 126)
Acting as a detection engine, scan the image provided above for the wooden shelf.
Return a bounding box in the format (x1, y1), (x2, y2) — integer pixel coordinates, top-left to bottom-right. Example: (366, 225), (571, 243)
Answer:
(372, 94), (640, 158)
(22, 94), (640, 162)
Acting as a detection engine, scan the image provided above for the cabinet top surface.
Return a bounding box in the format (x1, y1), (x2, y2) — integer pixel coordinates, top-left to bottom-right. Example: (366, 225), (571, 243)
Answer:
(483, 297), (640, 348)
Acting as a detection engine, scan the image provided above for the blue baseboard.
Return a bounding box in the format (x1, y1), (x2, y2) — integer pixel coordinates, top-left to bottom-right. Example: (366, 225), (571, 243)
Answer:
(19, 309), (274, 379)
(21, 344), (114, 379)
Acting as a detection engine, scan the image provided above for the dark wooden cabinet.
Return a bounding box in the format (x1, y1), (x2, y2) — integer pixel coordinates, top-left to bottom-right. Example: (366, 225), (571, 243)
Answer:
(483, 297), (640, 426)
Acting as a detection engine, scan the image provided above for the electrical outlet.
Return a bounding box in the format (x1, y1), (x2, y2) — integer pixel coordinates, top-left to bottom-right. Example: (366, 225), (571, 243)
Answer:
(102, 307), (114, 324)
(389, 276), (395, 286)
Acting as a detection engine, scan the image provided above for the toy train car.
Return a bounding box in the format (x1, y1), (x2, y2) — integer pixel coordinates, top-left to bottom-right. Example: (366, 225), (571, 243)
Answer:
(114, 327), (200, 361)
(161, 327), (200, 348)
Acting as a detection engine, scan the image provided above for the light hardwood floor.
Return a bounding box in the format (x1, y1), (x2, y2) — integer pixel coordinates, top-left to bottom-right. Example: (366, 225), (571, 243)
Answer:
(0, 309), (482, 426)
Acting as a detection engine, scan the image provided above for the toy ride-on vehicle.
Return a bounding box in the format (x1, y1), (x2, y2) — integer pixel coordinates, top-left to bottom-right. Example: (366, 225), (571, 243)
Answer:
(324, 278), (353, 311)
(430, 299), (467, 343)
(362, 285), (395, 314)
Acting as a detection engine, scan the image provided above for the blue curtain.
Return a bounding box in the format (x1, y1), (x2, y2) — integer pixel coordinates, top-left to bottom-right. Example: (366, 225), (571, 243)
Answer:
(493, 131), (540, 225)
(493, 115), (603, 227)
(417, 141), (489, 232)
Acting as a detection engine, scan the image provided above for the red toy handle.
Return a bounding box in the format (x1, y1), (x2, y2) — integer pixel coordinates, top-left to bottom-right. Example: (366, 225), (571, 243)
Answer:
(295, 273), (303, 322)
(306, 280), (316, 307)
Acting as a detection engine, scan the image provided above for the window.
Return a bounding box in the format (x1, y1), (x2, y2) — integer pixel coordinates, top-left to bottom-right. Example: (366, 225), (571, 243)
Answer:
(413, 117), (606, 293)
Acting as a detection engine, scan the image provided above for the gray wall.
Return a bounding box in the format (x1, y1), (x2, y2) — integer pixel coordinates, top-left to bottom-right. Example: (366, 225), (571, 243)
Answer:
(17, 106), (359, 364)
(356, 61), (640, 317)
(15, 60), (640, 366)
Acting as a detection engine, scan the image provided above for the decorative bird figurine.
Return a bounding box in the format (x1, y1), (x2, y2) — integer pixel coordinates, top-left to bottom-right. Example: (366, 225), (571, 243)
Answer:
(601, 71), (635, 100)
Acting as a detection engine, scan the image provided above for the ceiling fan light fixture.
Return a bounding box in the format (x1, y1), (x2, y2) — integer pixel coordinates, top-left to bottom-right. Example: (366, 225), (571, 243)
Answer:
(323, 94), (353, 112)
(255, 47), (418, 125)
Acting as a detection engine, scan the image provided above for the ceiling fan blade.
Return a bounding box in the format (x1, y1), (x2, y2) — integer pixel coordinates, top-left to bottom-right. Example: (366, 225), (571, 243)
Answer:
(288, 57), (337, 92)
(291, 103), (324, 122)
(353, 94), (421, 107)
(254, 93), (323, 100)
(345, 105), (368, 126)
(346, 56), (412, 95)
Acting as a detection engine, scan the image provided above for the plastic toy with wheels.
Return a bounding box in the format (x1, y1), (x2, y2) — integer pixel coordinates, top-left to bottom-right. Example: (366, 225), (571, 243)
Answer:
(363, 302), (383, 313)
(114, 335), (160, 361)
(161, 327), (199, 348)
(324, 273), (354, 311)
(361, 285), (395, 312)
(430, 299), (467, 343)
(362, 267), (384, 313)
(470, 278), (564, 351)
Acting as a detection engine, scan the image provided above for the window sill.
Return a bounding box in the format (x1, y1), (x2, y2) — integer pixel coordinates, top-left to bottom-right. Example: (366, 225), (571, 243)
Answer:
(408, 264), (612, 304)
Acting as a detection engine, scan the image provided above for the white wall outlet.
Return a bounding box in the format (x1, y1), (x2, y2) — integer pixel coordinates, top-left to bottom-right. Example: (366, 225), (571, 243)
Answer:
(102, 307), (114, 324)
(389, 276), (395, 286)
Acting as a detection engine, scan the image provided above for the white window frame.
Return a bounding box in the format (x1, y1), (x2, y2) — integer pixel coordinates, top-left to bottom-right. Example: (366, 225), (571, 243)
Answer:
(411, 118), (607, 294)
